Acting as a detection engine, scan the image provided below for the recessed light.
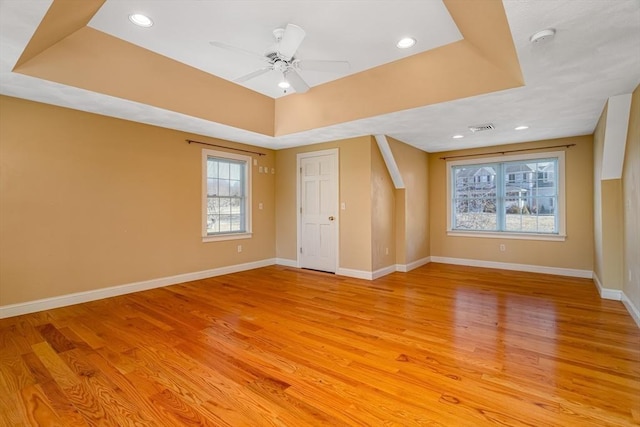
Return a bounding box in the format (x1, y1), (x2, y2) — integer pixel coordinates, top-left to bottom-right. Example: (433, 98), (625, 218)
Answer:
(129, 13), (153, 28)
(278, 80), (290, 89)
(396, 37), (416, 49)
(452, 134), (464, 139)
(515, 125), (529, 130)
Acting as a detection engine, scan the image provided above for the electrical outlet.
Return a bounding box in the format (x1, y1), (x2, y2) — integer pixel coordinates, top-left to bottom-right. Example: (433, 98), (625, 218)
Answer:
(259, 202), (263, 210)
(385, 247), (389, 255)
(237, 245), (242, 253)
(499, 244), (506, 252)
(341, 202), (346, 210)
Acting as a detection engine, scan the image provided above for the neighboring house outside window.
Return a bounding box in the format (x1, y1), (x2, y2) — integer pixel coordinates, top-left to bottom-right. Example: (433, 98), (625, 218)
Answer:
(447, 151), (566, 241)
(202, 149), (252, 242)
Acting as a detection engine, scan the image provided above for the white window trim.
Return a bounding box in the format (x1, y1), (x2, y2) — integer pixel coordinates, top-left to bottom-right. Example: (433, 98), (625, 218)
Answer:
(202, 149), (252, 242)
(446, 151), (566, 241)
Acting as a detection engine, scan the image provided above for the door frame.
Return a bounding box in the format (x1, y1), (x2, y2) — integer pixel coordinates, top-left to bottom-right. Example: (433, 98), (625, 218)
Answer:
(296, 148), (340, 271)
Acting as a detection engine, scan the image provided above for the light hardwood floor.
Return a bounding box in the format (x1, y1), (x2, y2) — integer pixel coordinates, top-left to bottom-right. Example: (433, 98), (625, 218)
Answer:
(1, 263), (638, 426)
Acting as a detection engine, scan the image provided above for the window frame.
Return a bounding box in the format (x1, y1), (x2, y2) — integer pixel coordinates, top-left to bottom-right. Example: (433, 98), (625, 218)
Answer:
(202, 149), (252, 242)
(446, 151), (566, 241)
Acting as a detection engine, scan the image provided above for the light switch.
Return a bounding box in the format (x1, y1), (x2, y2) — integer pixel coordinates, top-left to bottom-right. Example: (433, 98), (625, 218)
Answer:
(341, 202), (346, 210)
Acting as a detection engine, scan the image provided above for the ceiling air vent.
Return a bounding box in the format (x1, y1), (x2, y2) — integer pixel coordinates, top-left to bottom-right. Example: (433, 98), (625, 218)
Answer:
(468, 123), (495, 133)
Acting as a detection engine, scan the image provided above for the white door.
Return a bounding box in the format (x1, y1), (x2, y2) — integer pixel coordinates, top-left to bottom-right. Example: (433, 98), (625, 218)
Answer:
(298, 150), (338, 273)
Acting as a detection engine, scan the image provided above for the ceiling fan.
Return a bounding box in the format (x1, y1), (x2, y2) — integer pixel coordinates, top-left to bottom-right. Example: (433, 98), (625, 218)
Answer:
(210, 23), (350, 94)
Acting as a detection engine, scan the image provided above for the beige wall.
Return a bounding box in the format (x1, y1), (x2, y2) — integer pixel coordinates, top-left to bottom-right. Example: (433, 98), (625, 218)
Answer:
(593, 102), (625, 291)
(371, 142), (396, 271)
(388, 137), (430, 265)
(622, 85), (639, 310)
(274, 136), (374, 272)
(3, 92), (634, 313)
(274, 136), (427, 274)
(0, 96), (276, 306)
(429, 136), (594, 270)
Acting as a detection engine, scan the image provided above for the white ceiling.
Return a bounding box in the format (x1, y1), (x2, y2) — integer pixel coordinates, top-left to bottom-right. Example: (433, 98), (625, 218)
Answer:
(0, 0), (639, 153)
(89, 0), (462, 99)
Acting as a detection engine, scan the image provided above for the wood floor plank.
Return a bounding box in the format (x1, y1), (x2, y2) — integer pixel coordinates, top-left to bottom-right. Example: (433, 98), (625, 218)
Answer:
(1, 263), (639, 426)
(18, 383), (64, 427)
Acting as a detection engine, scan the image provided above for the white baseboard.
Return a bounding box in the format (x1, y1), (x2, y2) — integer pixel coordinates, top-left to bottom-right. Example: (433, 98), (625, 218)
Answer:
(429, 256), (593, 279)
(592, 273), (640, 328)
(621, 292), (640, 328)
(592, 272), (623, 300)
(396, 257), (431, 273)
(275, 258), (298, 268)
(336, 268), (373, 280)
(338, 263), (405, 280)
(339, 258), (432, 280)
(0, 258), (276, 319)
(372, 265), (397, 280)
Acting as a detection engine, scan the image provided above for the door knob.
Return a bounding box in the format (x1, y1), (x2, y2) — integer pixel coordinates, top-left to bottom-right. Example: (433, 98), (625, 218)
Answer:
(329, 216), (335, 221)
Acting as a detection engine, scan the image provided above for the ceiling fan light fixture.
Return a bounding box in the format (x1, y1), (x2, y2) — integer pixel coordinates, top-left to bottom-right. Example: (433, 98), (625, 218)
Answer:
(128, 13), (153, 28)
(452, 134), (464, 139)
(397, 37), (416, 49)
(278, 80), (291, 89)
(515, 125), (529, 130)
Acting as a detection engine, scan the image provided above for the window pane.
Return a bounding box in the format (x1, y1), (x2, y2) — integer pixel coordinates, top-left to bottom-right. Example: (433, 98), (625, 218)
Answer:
(231, 214), (241, 231)
(230, 197), (241, 214)
(230, 163), (241, 180)
(220, 198), (231, 215)
(207, 159), (218, 178)
(207, 178), (217, 196)
(534, 197), (556, 232)
(219, 215), (231, 232)
(207, 197), (219, 215)
(455, 211), (497, 230)
(505, 198), (530, 232)
(219, 162), (229, 179)
(454, 197), (497, 230)
(230, 180), (241, 197)
(218, 179), (230, 196)
(207, 197), (219, 234)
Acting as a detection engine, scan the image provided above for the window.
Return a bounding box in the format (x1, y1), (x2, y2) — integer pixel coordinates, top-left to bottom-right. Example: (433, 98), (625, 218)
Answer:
(202, 149), (251, 241)
(447, 151), (565, 240)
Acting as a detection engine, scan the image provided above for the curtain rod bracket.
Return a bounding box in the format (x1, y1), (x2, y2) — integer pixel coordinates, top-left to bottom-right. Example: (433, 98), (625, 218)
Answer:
(186, 139), (266, 156)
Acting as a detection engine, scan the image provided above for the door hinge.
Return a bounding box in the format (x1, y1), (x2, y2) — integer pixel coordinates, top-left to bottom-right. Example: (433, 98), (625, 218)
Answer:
(300, 207), (302, 214)
(299, 167), (302, 174)
(300, 247), (303, 253)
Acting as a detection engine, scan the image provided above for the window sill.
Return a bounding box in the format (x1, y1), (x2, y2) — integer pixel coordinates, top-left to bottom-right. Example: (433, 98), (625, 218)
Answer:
(447, 230), (566, 242)
(202, 232), (252, 243)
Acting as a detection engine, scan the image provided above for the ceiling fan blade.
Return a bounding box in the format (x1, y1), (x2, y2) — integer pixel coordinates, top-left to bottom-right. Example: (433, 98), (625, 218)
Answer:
(209, 41), (269, 63)
(297, 60), (350, 73)
(284, 69), (310, 93)
(278, 24), (306, 61)
(235, 67), (272, 83)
